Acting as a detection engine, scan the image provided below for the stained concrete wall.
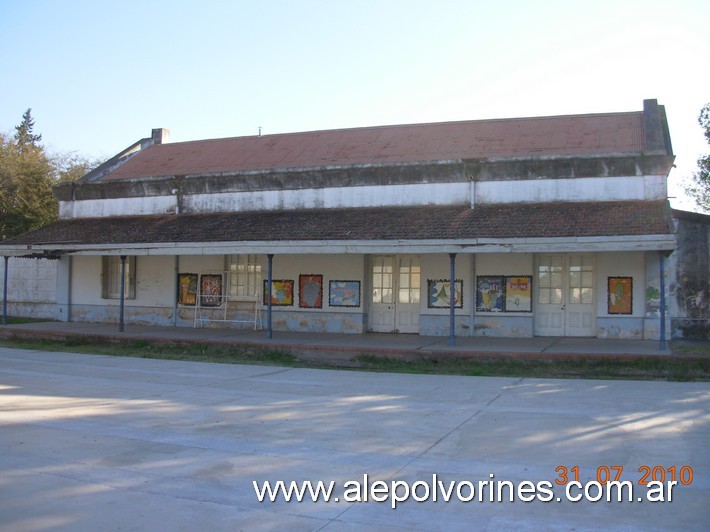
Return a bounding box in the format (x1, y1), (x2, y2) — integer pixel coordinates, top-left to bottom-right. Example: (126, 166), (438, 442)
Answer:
(669, 210), (710, 339)
(56, 151), (675, 220)
(59, 175), (667, 219)
(0, 257), (59, 319)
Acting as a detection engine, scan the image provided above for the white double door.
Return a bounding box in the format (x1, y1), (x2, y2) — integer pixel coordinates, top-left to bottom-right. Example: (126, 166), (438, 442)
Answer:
(535, 254), (596, 337)
(368, 255), (420, 333)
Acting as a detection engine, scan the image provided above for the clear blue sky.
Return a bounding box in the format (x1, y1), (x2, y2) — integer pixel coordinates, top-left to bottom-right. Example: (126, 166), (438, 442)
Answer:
(1, 0), (708, 211)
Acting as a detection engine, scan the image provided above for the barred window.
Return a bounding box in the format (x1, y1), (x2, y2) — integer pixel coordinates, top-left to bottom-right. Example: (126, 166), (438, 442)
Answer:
(229, 255), (262, 298)
(102, 256), (136, 299)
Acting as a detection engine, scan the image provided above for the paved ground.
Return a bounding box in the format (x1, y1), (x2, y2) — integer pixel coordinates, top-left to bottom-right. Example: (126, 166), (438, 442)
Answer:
(0, 347), (707, 531)
(0, 321), (675, 362)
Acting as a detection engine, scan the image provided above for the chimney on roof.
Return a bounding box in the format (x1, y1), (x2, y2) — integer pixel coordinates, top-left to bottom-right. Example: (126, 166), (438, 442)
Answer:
(643, 99), (672, 155)
(151, 128), (170, 145)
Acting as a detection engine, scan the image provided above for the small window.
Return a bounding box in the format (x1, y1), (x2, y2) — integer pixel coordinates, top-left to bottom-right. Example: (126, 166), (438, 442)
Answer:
(102, 256), (136, 299)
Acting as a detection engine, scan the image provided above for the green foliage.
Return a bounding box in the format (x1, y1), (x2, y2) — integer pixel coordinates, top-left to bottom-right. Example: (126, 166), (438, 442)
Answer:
(14, 108), (42, 149)
(685, 103), (710, 212)
(0, 110), (98, 240)
(0, 131), (56, 239)
(51, 151), (97, 183)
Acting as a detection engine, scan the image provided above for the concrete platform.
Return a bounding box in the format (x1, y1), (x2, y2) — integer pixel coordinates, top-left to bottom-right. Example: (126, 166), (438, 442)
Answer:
(0, 321), (675, 363)
(0, 347), (707, 530)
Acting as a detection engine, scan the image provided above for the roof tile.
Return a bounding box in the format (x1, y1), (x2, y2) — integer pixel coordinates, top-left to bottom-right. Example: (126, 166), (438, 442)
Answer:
(101, 112), (646, 181)
(3, 201), (673, 249)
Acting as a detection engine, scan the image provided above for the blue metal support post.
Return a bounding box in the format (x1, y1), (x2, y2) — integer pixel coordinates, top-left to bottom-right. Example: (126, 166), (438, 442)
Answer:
(119, 255), (126, 333)
(2, 256), (8, 326)
(659, 252), (667, 350)
(267, 254), (274, 339)
(449, 253), (456, 346)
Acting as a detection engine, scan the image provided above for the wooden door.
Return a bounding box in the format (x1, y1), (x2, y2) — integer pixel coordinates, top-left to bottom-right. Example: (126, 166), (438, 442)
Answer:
(368, 256), (420, 333)
(535, 254), (595, 336)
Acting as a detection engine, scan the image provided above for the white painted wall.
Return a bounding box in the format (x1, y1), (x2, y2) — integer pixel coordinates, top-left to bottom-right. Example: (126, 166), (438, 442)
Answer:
(473, 252), (646, 318)
(66, 254), (369, 314)
(0, 257), (58, 319)
(596, 252), (646, 318)
(472, 254), (534, 326)
(474, 254), (533, 277)
(176, 256), (226, 279)
(420, 254), (473, 313)
(70, 255), (222, 308)
(60, 182), (471, 219)
(474, 175), (667, 204)
(60, 174), (665, 219)
(135, 256), (177, 307)
(1, 257), (58, 303)
(59, 195), (177, 219)
(270, 254), (366, 312)
(71, 256), (103, 306)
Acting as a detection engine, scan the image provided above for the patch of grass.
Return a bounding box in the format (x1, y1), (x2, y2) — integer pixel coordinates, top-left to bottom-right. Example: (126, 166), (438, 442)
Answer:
(1, 316), (53, 325)
(0, 336), (298, 367)
(354, 353), (710, 381)
(0, 335), (707, 381)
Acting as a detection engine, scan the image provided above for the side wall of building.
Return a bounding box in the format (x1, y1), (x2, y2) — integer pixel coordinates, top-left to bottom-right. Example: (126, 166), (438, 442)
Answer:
(0, 257), (59, 319)
(669, 211), (710, 339)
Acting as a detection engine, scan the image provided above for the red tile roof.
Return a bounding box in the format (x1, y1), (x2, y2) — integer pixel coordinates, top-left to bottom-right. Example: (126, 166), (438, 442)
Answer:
(4, 201), (673, 249)
(101, 112), (646, 181)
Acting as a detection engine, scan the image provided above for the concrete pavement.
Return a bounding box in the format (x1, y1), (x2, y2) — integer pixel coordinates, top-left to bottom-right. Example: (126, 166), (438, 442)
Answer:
(0, 346), (708, 530)
(0, 321), (676, 363)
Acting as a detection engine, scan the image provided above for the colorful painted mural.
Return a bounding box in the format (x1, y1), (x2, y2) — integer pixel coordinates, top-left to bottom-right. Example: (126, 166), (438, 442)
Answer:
(476, 276), (504, 312)
(608, 277), (633, 314)
(427, 279), (463, 308)
(263, 280), (294, 306)
(329, 281), (361, 307)
(505, 276), (532, 312)
(299, 274), (323, 308)
(200, 274), (223, 307)
(178, 273), (198, 306)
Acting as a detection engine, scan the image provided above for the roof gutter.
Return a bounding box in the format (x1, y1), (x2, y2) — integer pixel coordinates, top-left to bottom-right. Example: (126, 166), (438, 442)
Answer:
(0, 234), (675, 257)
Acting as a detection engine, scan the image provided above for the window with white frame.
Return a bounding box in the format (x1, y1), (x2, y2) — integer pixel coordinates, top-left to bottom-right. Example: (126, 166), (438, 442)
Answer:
(101, 256), (136, 299)
(229, 254), (262, 298)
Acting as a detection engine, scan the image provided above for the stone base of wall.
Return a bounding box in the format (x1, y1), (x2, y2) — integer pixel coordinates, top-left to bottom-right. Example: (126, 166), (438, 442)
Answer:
(597, 317), (645, 339)
(418, 314), (535, 338)
(418, 315), (472, 337)
(2, 302), (58, 320)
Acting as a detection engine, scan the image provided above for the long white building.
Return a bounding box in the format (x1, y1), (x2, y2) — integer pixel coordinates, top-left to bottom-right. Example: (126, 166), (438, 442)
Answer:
(0, 99), (676, 340)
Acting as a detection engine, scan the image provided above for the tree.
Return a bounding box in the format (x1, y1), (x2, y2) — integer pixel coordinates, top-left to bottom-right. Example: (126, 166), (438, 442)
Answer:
(0, 132), (56, 240)
(14, 108), (42, 150)
(685, 103), (710, 212)
(0, 110), (98, 240)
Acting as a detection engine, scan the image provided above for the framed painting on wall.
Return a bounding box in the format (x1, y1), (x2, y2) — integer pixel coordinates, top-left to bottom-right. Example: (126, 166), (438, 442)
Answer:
(200, 274), (223, 307)
(608, 277), (633, 314)
(329, 280), (361, 307)
(476, 276), (505, 312)
(427, 279), (463, 308)
(263, 279), (294, 306)
(177, 273), (198, 306)
(505, 276), (532, 312)
(299, 274), (323, 308)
